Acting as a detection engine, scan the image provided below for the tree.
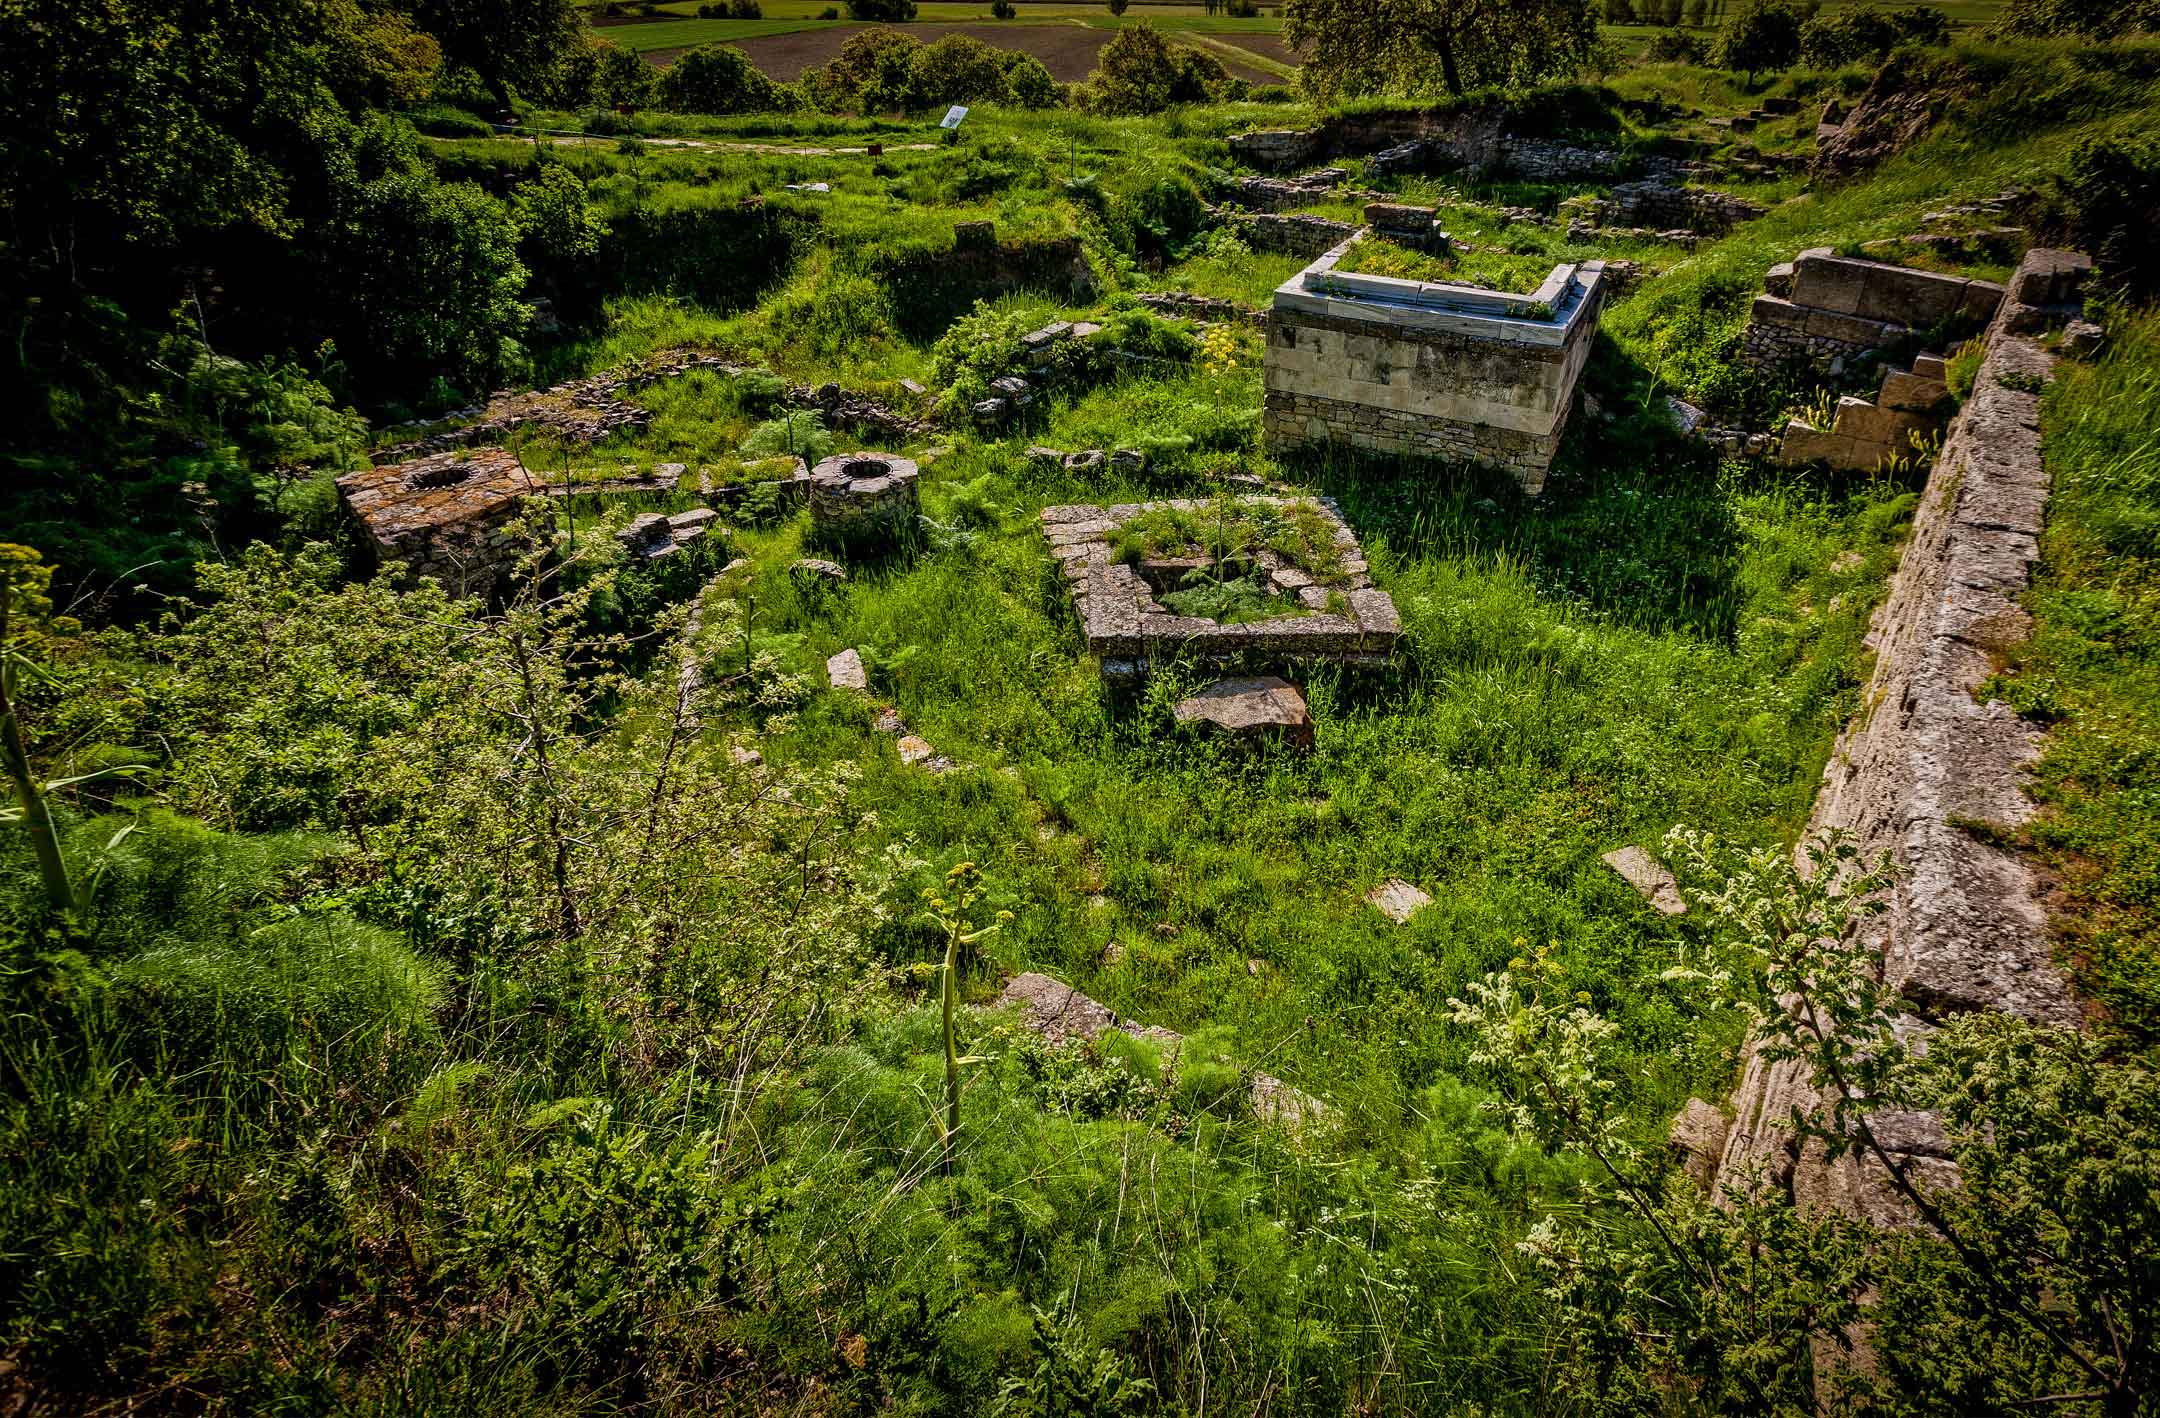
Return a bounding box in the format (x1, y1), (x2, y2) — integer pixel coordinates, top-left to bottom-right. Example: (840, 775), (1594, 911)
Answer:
(1716, 0), (1805, 81)
(1285, 0), (1602, 102)
(1086, 24), (1229, 113)
(845, 0), (918, 19)
(1000, 51), (1063, 107)
(1109, 0), (1130, 14)
(404, 0), (583, 111)
(657, 42), (786, 113)
(912, 35), (1016, 106)
(594, 39), (660, 109)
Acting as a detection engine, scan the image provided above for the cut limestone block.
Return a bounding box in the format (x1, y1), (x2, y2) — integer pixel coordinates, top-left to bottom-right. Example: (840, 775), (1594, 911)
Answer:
(1602, 845), (1687, 915)
(1173, 676), (1315, 750)
(826, 648), (868, 692)
(1367, 879), (1433, 924)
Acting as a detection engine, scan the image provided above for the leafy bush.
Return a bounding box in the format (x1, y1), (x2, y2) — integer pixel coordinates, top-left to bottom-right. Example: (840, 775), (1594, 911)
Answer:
(512, 162), (609, 323)
(1084, 23), (1230, 114)
(740, 409), (832, 462)
(1646, 28), (1707, 62)
(992, 0), (1015, 15)
(1716, 0), (1808, 81)
(1000, 52), (1061, 107)
(2054, 135), (2160, 300)
(911, 34), (1016, 107)
(407, 104), (494, 138)
(1800, 6), (1947, 65)
(846, 0), (917, 18)
(658, 42), (787, 114)
(593, 37), (659, 108)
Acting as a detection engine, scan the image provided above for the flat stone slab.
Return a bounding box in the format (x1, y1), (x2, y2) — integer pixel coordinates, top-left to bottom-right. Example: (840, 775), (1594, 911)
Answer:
(1366, 878), (1432, 924)
(1602, 846), (1687, 915)
(1173, 676), (1315, 750)
(826, 648), (868, 692)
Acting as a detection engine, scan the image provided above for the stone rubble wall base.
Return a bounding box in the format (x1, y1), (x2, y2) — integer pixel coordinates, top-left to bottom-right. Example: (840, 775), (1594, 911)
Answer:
(1259, 283), (1604, 497)
(1709, 249), (2092, 1225)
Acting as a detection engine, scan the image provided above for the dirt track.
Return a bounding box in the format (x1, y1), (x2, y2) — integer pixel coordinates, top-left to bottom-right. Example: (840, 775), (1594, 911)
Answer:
(649, 22), (1283, 85)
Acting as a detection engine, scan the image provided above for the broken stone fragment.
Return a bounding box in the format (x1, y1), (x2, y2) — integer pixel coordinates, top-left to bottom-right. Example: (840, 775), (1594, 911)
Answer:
(1062, 449), (1107, 475)
(2061, 318), (2105, 358)
(1602, 845), (1687, 915)
(789, 557), (847, 583)
(826, 648), (868, 692)
(896, 734), (935, 765)
(1025, 446), (1066, 471)
(1367, 878), (1432, 924)
(728, 744), (763, 768)
(1172, 676), (1315, 751)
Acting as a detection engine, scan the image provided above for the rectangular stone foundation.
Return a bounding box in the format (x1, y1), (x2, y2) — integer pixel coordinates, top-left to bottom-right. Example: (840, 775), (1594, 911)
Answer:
(1262, 240), (1608, 496)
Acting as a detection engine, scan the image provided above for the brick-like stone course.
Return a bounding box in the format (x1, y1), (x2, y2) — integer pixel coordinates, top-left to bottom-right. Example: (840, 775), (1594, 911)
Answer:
(1739, 248), (2006, 378)
(1708, 249), (2092, 1231)
(335, 448), (541, 600)
(1262, 241), (1607, 495)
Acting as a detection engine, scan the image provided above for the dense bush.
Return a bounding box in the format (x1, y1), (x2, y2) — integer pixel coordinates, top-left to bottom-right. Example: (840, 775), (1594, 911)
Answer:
(2053, 135), (2160, 300)
(1996, 0), (2160, 39)
(846, 0), (917, 18)
(801, 30), (1057, 111)
(1800, 5), (1948, 65)
(1085, 23), (1231, 114)
(1716, 0), (1809, 81)
(1646, 27), (1707, 61)
(593, 37), (659, 108)
(658, 41), (788, 113)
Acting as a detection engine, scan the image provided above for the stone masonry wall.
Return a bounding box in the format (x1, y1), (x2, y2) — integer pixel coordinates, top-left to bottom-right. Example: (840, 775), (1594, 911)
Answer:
(1263, 260), (1607, 496)
(1740, 248), (2005, 379)
(1709, 249), (2089, 1228)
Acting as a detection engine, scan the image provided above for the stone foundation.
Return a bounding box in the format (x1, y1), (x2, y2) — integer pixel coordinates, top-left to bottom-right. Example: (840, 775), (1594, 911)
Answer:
(1262, 240), (1608, 495)
(335, 448), (540, 600)
(1740, 248), (2005, 379)
(1041, 496), (1401, 679)
(1709, 249), (2093, 1228)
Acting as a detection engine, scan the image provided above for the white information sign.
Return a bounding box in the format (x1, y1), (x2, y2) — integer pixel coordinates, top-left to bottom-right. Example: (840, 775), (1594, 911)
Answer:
(940, 105), (969, 129)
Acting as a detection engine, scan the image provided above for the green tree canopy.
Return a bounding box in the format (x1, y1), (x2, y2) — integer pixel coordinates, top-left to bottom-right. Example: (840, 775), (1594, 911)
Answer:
(1715, 0), (1807, 81)
(1286, 0), (1602, 101)
(404, 0), (584, 109)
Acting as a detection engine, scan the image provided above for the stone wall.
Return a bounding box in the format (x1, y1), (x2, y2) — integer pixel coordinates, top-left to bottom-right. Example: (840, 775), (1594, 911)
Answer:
(1740, 248), (2005, 378)
(1708, 249), (2092, 1228)
(1231, 211), (1362, 257)
(1262, 242), (1608, 495)
(336, 448), (541, 601)
(1579, 179), (1764, 235)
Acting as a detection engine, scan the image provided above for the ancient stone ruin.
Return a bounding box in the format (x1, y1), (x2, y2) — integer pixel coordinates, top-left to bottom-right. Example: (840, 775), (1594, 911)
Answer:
(1739, 247), (2004, 378)
(1263, 240), (1609, 494)
(1777, 352), (1954, 471)
(334, 447), (540, 600)
(1042, 495), (1400, 681)
(807, 452), (920, 549)
(1696, 248), (2096, 1229)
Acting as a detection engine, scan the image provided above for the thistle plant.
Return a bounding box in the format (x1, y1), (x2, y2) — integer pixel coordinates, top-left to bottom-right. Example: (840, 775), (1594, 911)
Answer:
(922, 861), (1011, 1184)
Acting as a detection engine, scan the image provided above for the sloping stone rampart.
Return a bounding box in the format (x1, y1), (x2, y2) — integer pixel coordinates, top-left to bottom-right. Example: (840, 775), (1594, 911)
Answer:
(1710, 249), (2090, 1228)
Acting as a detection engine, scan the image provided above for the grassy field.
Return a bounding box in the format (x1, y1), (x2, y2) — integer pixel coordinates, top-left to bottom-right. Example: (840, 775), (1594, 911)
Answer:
(10, 27), (2158, 1413)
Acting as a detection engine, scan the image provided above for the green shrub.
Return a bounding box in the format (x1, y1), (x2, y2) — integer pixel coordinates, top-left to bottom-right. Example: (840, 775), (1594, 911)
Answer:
(1085, 23), (1230, 115)
(1716, 0), (1808, 82)
(846, 0), (917, 19)
(1646, 28), (1706, 62)
(2056, 135), (2160, 300)
(740, 410), (832, 462)
(1000, 52), (1061, 108)
(658, 42), (786, 114)
(593, 37), (658, 109)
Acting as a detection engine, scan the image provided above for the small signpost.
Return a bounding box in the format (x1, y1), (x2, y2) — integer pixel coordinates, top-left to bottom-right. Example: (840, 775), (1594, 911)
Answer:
(940, 105), (969, 130)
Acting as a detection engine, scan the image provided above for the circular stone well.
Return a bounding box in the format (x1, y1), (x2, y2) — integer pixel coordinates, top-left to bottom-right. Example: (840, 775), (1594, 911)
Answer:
(808, 451), (920, 548)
